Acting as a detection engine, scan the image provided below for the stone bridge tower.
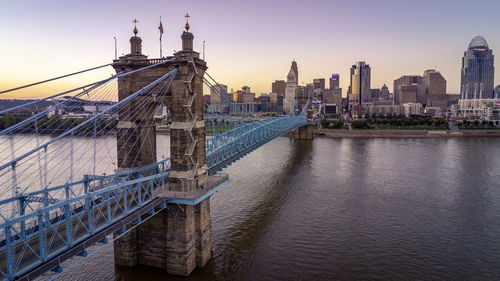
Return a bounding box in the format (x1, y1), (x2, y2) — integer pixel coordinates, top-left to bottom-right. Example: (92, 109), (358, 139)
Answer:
(111, 18), (213, 276)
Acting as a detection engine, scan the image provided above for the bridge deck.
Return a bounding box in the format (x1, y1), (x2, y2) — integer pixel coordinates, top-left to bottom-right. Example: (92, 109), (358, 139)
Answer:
(0, 117), (308, 280)
(14, 197), (166, 281)
(0, 172), (230, 281)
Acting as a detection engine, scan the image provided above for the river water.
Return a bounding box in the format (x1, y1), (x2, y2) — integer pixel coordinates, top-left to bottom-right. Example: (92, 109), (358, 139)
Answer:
(46, 136), (500, 280)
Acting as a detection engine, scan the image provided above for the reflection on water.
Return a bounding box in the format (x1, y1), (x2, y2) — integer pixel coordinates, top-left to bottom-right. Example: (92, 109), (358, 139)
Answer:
(44, 136), (500, 280)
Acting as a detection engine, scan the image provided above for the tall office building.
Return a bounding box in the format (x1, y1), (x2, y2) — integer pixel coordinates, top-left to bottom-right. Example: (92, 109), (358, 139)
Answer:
(349, 61), (371, 104)
(399, 85), (420, 104)
(285, 60), (298, 111)
(313, 78), (326, 90)
(423, 70), (447, 108)
(393, 76), (424, 105)
(305, 83), (314, 99)
(460, 36), (494, 100)
(272, 80), (286, 95)
(459, 36), (495, 115)
(324, 74), (342, 113)
(329, 74), (340, 89)
(210, 83), (229, 104)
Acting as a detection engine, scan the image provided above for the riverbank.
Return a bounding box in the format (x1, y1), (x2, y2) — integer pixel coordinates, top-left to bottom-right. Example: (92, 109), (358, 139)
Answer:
(161, 128), (500, 138)
(314, 128), (500, 138)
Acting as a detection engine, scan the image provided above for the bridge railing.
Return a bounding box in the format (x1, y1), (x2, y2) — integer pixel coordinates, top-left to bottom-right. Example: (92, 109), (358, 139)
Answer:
(0, 170), (169, 280)
(0, 158), (171, 225)
(206, 114), (307, 169)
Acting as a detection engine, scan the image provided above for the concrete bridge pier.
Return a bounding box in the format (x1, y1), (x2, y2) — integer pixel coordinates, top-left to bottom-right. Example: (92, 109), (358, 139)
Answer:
(112, 20), (213, 277)
(165, 199), (212, 275)
(294, 125), (314, 140)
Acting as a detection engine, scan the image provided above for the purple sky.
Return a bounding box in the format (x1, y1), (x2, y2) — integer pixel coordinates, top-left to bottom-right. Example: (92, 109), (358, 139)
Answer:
(1, 0), (499, 98)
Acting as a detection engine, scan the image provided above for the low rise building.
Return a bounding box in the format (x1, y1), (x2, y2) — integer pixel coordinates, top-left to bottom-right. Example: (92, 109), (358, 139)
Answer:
(424, 107), (442, 118)
(323, 88), (342, 114)
(373, 100), (393, 106)
(363, 104), (403, 116)
(402, 103), (424, 117)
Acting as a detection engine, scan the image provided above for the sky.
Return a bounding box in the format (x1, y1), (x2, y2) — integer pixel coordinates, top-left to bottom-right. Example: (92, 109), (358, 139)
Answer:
(0, 0), (499, 99)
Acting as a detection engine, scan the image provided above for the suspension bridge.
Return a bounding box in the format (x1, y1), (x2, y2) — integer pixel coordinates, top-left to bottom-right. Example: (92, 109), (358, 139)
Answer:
(0, 20), (313, 281)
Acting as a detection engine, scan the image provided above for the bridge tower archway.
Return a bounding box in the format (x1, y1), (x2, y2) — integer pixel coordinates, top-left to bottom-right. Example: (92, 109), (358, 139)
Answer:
(111, 20), (211, 276)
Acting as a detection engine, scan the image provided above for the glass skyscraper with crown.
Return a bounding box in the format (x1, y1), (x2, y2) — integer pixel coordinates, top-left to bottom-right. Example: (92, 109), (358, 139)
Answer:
(460, 36), (494, 101)
(459, 36), (495, 116)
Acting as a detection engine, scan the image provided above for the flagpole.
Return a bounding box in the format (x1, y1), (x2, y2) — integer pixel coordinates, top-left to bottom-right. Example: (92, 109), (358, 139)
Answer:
(113, 37), (117, 60)
(159, 16), (163, 58)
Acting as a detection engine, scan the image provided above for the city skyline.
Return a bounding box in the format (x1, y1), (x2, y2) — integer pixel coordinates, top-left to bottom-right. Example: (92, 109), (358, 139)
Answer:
(1, 0), (499, 99)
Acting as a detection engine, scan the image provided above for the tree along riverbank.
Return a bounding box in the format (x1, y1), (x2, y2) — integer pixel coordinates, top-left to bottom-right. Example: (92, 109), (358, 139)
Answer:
(314, 129), (500, 138)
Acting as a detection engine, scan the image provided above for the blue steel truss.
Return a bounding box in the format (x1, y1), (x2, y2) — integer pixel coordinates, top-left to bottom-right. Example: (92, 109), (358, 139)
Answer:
(0, 113), (309, 280)
(0, 65), (311, 280)
(0, 159), (170, 280)
(206, 114), (308, 171)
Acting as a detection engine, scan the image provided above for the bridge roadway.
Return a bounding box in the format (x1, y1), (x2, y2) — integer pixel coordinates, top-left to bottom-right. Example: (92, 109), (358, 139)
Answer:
(0, 119), (308, 281)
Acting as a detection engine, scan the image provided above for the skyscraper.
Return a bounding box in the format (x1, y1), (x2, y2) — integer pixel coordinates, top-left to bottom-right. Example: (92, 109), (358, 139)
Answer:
(324, 74), (342, 113)
(272, 80), (286, 95)
(349, 61), (371, 104)
(423, 69), (447, 108)
(460, 36), (495, 100)
(393, 76), (424, 105)
(329, 74), (340, 89)
(459, 36), (495, 116)
(305, 83), (314, 99)
(285, 61), (298, 111)
(313, 78), (325, 90)
(210, 83), (229, 104)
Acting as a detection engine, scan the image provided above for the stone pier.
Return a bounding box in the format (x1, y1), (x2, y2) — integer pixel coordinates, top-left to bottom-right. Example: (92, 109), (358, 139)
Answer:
(111, 19), (214, 276)
(293, 125), (314, 140)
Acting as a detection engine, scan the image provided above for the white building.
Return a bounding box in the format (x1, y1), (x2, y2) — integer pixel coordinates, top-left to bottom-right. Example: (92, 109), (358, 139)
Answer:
(458, 99), (500, 118)
(284, 61), (298, 112)
(402, 103), (423, 117)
